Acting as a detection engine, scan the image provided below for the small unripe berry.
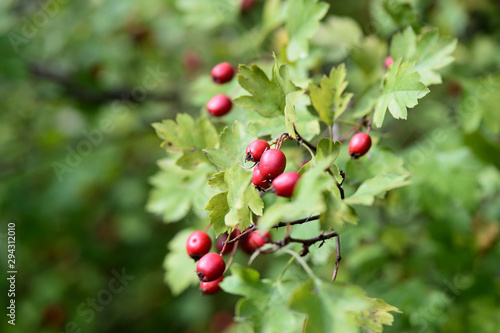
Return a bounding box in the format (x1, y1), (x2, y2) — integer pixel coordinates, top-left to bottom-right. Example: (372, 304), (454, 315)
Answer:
(348, 132), (372, 158)
(246, 140), (270, 162)
(215, 229), (240, 254)
(206, 94), (232, 117)
(211, 62), (234, 84)
(240, 230), (271, 254)
(200, 276), (223, 295)
(272, 171), (300, 197)
(252, 165), (271, 190)
(186, 231), (212, 261)
(258, 149), (286, 180)
(196, 253), (226, 282)
(385, 56), (393, 70)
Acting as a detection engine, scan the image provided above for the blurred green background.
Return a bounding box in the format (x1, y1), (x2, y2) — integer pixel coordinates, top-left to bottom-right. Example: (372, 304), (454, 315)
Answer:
(0, 0), (499, 332)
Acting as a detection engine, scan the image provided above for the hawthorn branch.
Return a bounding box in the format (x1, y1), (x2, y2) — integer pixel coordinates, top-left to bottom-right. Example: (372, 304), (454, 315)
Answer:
(272, 214), (320, 228)
(262, 230), (338, 256)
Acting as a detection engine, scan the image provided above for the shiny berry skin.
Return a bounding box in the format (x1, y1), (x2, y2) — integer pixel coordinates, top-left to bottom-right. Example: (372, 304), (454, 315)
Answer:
(252, 165), (271, 190)
(246, 140), (270, 162)
(240, 230), (271, 254)
(206, 94), (232, 117)
(211, 62), (234, 84)
(385, 56), (393, 69)
(258, 149), (286, 180)
(186, 231), (212, 261)
(196, 253), (225, 282)
(200, 276), (223, 295)
(215, 230), (240, 255)
(272, 172), (300, 197)
(348, 132), (372, 158)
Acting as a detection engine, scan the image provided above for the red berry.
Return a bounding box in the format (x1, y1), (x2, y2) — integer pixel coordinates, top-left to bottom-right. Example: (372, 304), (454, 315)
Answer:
(196, 253), (225, 282)
(206, 94), (232, 117)
(272, 172), (300, 197)
(211, 62), (234, 84)
(348, 132), (372, 158)
(385, 56), (393, 70)
(246, 140), (270, 162)
(258, 149), (286, 180)
(215, 229), (240, 254)
(252, 165), (271, 190)
(200, 276), (223, 295)
(240, 230), (271, 254)
(186, 231), (212, 261)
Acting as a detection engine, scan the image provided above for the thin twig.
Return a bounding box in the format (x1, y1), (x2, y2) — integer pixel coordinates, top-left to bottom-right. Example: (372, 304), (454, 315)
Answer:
(272, 214), (320, 228)
(331, 235), (341, 281)
(223, 239), (239, 274)
(294, 125), (317, 153)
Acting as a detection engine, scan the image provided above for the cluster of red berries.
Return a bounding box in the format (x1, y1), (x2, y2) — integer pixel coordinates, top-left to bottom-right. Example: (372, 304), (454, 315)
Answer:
(246, 140), (301, 197)
(186, 228), (271, 295)
(206, 62), (235, 117)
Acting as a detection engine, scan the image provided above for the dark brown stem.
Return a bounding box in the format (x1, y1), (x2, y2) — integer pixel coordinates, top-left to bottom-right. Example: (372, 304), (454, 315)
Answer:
(272, 214), (320, 228)
(264, 230), (338, 256)
(331, 235), (341, 281)
(223, 239), (239, 274)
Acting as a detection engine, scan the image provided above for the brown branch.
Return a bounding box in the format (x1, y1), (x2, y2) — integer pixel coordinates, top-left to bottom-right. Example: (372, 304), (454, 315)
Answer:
(263, 230), (338, 256)
(272, 214), (320, 228)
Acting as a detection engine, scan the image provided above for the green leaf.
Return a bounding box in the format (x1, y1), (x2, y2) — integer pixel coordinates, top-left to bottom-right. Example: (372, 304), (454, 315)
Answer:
(352, 298), (402, 333)
(175, 151), (211, 170)
(390, 27), (457, 85)
(373, 59), (429, 127)
(147, 159), (214, 222)
(204, 121), (258, 170)
(221, 265), (273, 300)
(316, 138), (341, 163)
(289, 280), (370, 333)
(222, 264), (303, 333)
(152, 114), (219, 153)
(308, 64), (353, 126)
(285, 0), (329, 61)
(272, 54), (302, 137)
(344, 173), (411, 206)
(234, 64), (286, 118)
(245, 186), (264, 216)
(225, 164), (255, 229)
(321, 193), (358, 232)
(205, 192), (230, 235)
(163, 229), (199, 296)
(207, 171), (228, 191)
(346, 147), (411, 184)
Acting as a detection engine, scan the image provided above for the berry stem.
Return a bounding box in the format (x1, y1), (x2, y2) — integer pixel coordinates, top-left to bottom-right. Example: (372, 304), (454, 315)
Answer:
(223, 239), (239, 274)
(338, 117), (371, 143)
(203, 224), (210, 233)
(225, 225), (256, 245)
